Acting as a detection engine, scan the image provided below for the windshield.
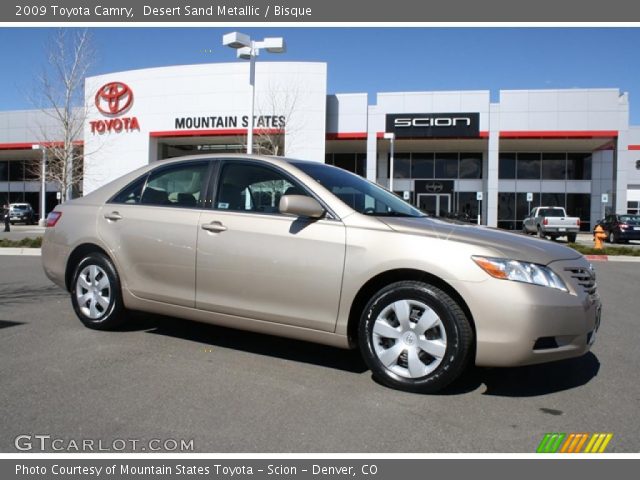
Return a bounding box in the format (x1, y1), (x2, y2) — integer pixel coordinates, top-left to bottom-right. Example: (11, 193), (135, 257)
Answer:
(291, 161), (425, 218)
(12, 205), (29, 210)
(620, 215), (640, 223)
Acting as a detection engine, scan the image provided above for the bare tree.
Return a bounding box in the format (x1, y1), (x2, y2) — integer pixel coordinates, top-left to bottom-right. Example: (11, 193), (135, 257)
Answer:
(28, 29), (95, 202)
(236, 82), (302, 156)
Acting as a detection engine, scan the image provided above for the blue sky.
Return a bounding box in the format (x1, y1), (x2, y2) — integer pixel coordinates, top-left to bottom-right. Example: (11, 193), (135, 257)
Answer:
(1, 27), (640, 123)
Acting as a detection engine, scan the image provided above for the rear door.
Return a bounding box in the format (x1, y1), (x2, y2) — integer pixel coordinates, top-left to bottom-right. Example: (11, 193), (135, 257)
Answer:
(195, 160), (346, 332)
(98, 160), (210, 307)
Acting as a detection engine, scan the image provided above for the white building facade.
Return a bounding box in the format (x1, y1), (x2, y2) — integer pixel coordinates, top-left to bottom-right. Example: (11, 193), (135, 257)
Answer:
(1, 61), (639, 230)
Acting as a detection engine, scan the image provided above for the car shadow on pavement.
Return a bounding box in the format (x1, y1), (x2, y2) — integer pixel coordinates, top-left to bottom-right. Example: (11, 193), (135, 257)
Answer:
(441, 352), (600, 397)
(118, 312), (600, 393)
(123, 312), (369, 374)
(0, 320), (25, 329)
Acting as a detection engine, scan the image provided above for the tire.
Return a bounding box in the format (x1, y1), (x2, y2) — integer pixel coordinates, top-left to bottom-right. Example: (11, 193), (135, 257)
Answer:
(567, 233), (577, 243)
(358, 281), (473, 393)
(70, 252), (127, 330)
(537, 226), (545, 239)
(608, 231), (616, 244)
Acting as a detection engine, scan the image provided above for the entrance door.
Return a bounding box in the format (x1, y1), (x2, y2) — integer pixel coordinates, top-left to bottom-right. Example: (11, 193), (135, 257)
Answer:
(418, 193), (451, 217)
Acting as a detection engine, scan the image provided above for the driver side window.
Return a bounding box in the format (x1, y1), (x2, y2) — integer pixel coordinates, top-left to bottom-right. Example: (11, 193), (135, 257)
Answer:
(215, 163), (308, 214)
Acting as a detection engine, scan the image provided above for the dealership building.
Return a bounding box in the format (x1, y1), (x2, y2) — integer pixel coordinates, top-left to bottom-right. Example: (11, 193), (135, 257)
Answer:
(1, 61), (640, 230)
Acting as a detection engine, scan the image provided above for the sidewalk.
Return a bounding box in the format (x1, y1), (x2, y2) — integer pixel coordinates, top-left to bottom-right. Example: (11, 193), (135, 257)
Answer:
(0, 248), (42, 256)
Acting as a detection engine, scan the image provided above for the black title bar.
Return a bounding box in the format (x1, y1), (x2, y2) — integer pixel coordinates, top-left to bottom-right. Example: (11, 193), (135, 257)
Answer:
(5, 0), (640, 22)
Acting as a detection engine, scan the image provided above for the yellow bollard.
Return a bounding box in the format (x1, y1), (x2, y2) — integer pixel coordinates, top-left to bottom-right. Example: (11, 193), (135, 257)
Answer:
(593, 225), (606, 250)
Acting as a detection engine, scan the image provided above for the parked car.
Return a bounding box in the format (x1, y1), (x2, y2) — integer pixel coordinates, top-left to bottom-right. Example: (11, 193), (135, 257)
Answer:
(9, 203), (36, 225)
(522, 206), (580, 242)
(41, 155), (601, 393)
(597, 214), (640, 243)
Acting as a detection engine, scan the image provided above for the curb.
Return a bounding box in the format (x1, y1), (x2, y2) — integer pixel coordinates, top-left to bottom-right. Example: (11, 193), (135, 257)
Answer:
(0, 248), (42, 256)
(585, 254), (640, 262)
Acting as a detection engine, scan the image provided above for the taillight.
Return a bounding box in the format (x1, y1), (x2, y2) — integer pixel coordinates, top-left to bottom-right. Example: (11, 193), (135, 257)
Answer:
(543, 218), (548, 225)
(619, 223), (629, 230)
(46, 211), (62, 227)
(577, 219), (581, 226)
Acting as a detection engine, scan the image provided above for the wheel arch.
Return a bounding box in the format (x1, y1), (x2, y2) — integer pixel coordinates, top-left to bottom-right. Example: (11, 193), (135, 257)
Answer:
(346, 268), (476, 348)
(65, 243), (112, 292)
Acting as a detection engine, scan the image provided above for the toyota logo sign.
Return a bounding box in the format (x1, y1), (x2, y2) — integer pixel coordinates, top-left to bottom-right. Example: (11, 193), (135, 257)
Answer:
(95, 82), (133, 116)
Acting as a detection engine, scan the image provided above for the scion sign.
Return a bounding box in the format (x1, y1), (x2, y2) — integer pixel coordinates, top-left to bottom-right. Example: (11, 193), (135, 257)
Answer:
(386, 112), (480, 138)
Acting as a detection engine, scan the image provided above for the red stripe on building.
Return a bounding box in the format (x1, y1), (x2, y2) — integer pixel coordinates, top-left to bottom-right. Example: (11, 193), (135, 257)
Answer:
(0, 141), (83, 150)
(375, 131), (490, 139)
(149, 129), (282, 138)
(326, 132), (367, 140)
(500, 131), (618, 139)
(628, 145), (640, 150)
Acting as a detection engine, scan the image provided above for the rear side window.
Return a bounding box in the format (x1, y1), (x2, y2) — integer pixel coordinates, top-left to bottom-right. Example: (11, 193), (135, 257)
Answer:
(141, 162), (209, 207)
(110, 162), (209, 207)
(112, 177), (146, 204)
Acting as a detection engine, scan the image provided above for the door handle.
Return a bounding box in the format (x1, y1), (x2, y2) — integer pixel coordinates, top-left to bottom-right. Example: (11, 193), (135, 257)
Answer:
(201, 221), (227, 233)
(104, 211), (123, 221)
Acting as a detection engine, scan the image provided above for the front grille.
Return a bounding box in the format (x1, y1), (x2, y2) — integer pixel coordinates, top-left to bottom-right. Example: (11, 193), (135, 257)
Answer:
(564, 266), (597, 295)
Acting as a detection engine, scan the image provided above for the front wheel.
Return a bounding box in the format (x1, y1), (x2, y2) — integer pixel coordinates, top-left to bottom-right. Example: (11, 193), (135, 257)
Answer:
(70, 253), (127, 330)
(359, 281), (473, 393)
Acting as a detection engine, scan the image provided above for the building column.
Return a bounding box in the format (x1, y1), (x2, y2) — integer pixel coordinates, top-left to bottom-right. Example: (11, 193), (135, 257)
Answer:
(615, 130), (630, 215)
(485, 103), (500, 227)
(365, 105), (377, 182)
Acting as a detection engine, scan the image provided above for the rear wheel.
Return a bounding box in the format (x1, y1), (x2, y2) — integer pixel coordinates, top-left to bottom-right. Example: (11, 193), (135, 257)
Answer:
(70, 253), (127, 330)
(359, 281), (473, 393)
(608, 231), (616, 244)
(537, 226), (545, 239)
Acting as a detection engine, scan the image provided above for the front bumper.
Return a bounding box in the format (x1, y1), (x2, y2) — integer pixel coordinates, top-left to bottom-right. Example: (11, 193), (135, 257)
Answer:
(617, 229), (640, 241)
(458, 258), (601, 367)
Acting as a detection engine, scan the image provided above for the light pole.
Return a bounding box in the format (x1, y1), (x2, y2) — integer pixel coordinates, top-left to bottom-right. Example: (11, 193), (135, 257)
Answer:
(222, 32), (286, 155)
(384, 132), (395, 192)
(31, 144), (47, 226)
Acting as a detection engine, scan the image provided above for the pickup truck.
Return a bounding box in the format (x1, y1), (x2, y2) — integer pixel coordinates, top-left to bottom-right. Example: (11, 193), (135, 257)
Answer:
(522, 206), (580, 242)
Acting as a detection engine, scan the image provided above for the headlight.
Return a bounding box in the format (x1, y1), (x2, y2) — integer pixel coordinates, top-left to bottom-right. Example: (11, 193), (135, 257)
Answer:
(472, 256), (568, 292)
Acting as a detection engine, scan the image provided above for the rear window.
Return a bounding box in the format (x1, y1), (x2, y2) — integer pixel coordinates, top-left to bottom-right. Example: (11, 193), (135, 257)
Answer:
(538, 208), (566, 217)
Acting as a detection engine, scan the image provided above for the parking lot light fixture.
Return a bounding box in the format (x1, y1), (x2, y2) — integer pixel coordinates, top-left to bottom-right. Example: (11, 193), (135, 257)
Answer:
(32, 144), (47, 226)
(222, 32), (286, 154)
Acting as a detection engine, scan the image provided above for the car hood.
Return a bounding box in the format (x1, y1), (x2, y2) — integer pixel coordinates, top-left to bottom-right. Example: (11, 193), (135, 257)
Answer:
(377, 216), (583, 265)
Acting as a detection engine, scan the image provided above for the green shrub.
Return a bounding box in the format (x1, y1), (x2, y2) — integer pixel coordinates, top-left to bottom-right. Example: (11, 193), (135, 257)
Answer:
(0, 236), (43, 248)
(568, 243), (640, 256)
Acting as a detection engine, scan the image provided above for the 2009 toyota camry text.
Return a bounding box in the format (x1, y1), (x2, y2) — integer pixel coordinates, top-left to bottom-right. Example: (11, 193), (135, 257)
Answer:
(42, 154), (602, 393)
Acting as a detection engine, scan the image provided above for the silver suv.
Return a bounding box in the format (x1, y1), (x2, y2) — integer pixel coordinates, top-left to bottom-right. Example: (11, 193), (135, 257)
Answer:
(41, 155), (602, 393)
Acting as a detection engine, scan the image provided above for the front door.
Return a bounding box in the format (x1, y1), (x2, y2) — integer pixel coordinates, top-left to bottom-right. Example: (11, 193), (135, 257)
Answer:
(418, 193), (451, 217)
(195, 161), (346, 332)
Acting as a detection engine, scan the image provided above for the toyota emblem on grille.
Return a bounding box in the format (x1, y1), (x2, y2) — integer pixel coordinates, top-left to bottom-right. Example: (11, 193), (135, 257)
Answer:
(95, 82), (133, 116)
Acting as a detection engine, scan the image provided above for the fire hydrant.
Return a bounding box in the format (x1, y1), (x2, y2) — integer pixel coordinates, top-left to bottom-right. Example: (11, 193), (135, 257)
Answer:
(593, 225), (606, 250)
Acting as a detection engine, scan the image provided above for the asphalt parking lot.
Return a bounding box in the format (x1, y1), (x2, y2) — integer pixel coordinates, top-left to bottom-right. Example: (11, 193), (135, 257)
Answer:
(0, 255), (638, 453)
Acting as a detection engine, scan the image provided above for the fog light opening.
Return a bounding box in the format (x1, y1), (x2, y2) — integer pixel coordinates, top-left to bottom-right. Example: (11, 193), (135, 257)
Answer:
(533, 336), (559, 350)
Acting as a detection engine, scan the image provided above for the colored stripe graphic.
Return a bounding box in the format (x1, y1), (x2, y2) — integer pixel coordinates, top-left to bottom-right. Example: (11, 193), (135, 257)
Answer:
(537, 433), (613, 453)
(537, 433), (566, 453)
(584, 433), (613, 453)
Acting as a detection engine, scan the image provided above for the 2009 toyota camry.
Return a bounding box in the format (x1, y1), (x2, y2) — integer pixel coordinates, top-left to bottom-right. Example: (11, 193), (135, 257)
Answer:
(42, 154), (601, 393)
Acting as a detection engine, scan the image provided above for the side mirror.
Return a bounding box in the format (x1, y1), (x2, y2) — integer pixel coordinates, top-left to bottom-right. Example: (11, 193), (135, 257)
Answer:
(279, 195), (325, 219)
